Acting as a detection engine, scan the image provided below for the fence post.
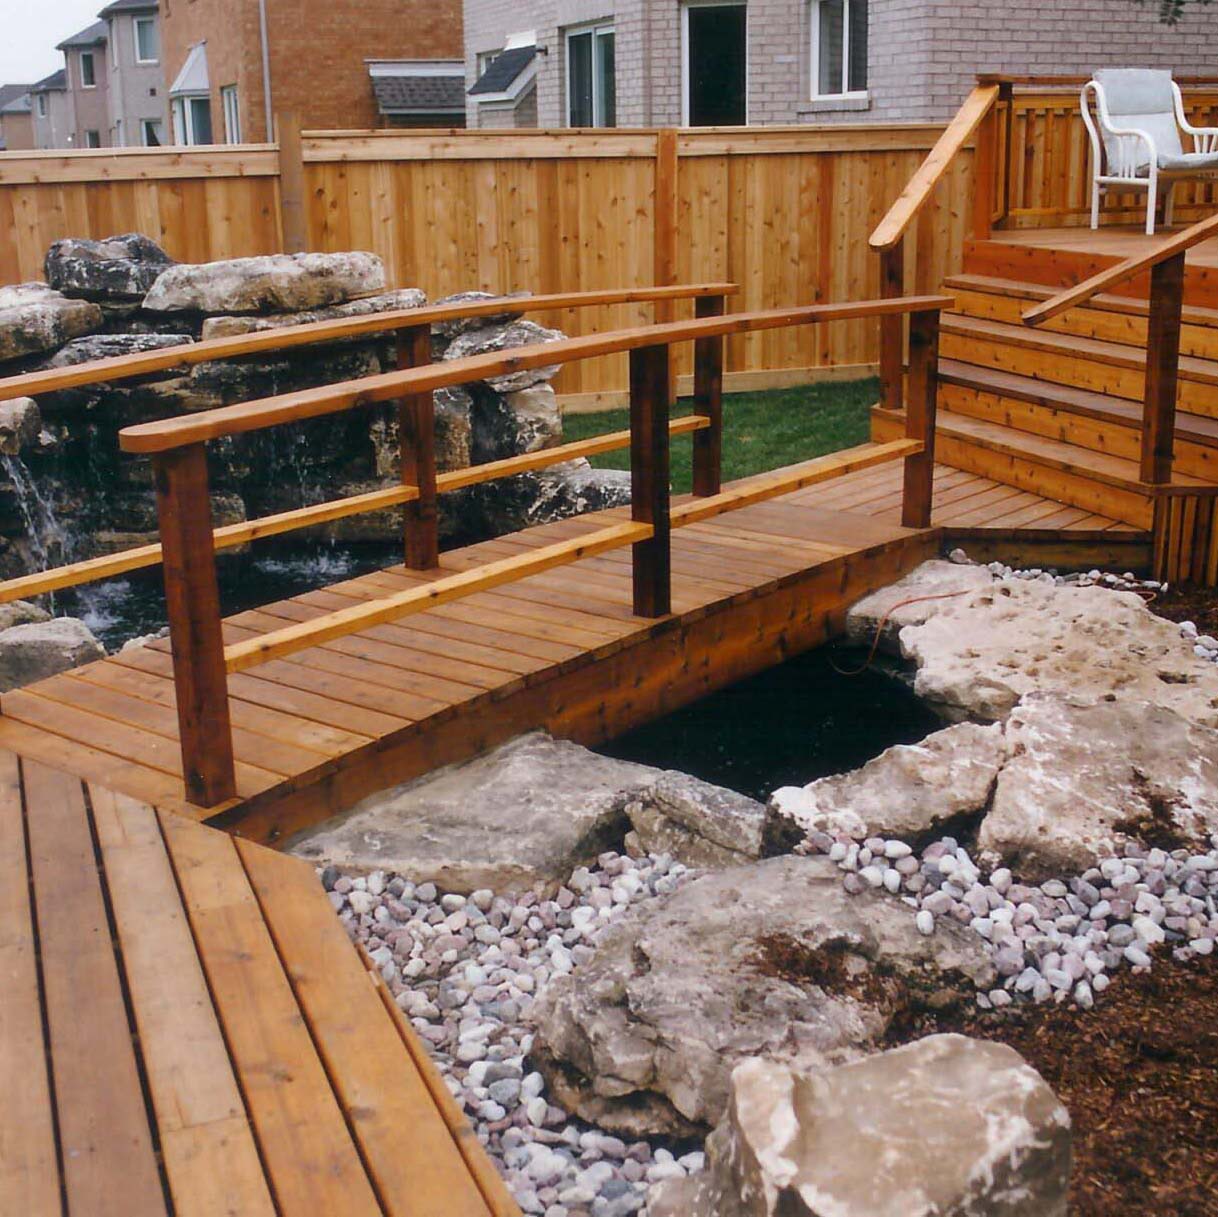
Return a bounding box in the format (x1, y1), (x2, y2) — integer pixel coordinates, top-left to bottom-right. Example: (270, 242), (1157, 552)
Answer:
(631, 344), (672, 617)
(692, 294), (724, 497)
(152, 443), (237, 807)
(397, 322), (439, 569)
(276, 111), (307, 255)
(1141, 251), (1185, 486)
(879, 238), (905, 411)
(654, 128), (680, 405)
(902, 309), (941, 529)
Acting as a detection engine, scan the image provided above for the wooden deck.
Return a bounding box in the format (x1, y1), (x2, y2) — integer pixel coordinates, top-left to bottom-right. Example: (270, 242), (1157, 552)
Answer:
(0, 456), (947, 841)
(0, 752), (519, 1217)
(991, 224), (1218, 270)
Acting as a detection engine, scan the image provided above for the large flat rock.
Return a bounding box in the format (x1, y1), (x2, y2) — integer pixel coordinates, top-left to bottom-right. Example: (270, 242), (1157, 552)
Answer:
(199, 287), (427, 339)
(45, 233), (175, 302)
(0, 283), (103, 362)
(529, 855), (995, 1137)
(650, 1035), (1070, 1217)
(0, 618), (105, 691)
(143, 251), (386, 314)
(288, 732), (660, 893)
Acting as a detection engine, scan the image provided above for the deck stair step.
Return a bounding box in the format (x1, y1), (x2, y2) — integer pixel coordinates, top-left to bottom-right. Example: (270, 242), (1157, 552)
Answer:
(937, 359), (1218, 482)
(944, 273), (1218, 360)
(873, 405), (1218, 528)
(939, 313), (1218, 418)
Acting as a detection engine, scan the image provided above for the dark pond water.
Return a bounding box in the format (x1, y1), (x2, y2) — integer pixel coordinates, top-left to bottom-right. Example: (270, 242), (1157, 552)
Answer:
(597, 647), (941, 802)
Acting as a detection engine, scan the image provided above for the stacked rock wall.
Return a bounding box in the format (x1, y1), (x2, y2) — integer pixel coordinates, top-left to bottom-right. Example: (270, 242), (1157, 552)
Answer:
(0, 234), (629, 579)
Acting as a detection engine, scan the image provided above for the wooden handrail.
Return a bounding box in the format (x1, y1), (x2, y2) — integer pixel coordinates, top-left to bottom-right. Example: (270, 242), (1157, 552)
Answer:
(1022, 211), (1218, 326)
(119, 296), (954, 454)
(0, 416), (710, 604)
(0, 282), (738, 404)
(869, 85), (1000, 252)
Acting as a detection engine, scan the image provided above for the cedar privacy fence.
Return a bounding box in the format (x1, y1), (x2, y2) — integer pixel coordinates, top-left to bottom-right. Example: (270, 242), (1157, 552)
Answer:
(0, 285), (948, 806)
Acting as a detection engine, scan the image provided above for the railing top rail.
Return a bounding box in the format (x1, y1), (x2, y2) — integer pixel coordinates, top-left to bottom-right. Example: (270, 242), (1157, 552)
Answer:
(976, 73), (1218, 90)
(119, 295), (953, 456)
(0, 282), (738, 405)
(1022, 211), (1218, 326)
(868, 84), (1001, 253)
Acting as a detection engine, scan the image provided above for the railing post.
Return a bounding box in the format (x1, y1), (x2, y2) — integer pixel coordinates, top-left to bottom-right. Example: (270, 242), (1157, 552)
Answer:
(879, 239), (905, 411)
(276, 111), (307, 255)
(397, 322), (439, 569)
(902, 309), (941, 529)
(152, 443), (236, 807)
(1141, 251), (1185, 485)
(654, 128), (680, 406)
(630, 343), (672, 617)
(972, 97), (999, 241)
(692, 294), (724, 497)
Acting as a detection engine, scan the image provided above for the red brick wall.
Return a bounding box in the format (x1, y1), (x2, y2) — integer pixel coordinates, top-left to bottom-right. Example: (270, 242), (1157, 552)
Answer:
(161, 0), (462, 143)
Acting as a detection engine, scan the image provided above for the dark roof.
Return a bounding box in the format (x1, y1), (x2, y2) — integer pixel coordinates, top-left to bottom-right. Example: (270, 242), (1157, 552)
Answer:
(0, 84), (32, 110)
(57, 20), (108, 50)
(373, 73), (465, 115)
(31, 70), (68, 93)
(1, 91), (31, 115)
(97, 0), (158, 14)
(468, 45), (537, 97)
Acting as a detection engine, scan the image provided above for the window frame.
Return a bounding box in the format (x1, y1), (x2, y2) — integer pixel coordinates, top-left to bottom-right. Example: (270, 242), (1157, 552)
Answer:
(36, 93), (47, 118)
(80, 51), (97, 89)
(172, 94), (213, 146)
(565, 21), (615, 128)
(681, 1), (748, 128)
(84, 129), (101, 148)
(134, 15), (159, 65)
(221, 84), (240, 144)
(140, 117), (163, 146)
(809, 0), (869, 100)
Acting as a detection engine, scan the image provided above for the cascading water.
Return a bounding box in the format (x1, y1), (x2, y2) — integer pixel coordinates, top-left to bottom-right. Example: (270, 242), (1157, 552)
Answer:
(1, 453), (69, 574)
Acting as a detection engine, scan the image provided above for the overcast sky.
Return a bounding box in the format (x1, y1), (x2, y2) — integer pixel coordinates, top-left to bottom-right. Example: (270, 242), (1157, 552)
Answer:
(0, 0), (106, 86)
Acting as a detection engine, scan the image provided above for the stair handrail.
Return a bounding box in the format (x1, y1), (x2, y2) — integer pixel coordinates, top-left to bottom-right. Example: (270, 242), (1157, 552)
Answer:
(869, 84), (1001, 253)
(1022, 210), (1218, 326)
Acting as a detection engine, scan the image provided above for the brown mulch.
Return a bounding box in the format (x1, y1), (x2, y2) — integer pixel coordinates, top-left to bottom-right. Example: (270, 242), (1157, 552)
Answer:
(891, 958), (1218, 1217)
(1147, 583), (1218, 637)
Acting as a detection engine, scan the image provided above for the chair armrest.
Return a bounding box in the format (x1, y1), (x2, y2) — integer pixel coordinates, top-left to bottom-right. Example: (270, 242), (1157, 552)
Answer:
(1171, 81), (1218, 153)
(1098, 122), (1157, 177)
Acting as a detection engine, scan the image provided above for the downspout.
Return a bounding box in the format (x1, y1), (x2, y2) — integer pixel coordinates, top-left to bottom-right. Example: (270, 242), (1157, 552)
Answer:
(258, 0), (273, 140)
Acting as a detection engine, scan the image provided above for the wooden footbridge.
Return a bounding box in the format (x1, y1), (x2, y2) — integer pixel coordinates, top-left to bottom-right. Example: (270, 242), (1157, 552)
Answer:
(4, 75), (1218, 1213)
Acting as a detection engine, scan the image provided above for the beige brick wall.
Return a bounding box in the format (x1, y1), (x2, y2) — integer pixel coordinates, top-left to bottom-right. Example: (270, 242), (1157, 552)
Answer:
(465, 0), (1218, 128)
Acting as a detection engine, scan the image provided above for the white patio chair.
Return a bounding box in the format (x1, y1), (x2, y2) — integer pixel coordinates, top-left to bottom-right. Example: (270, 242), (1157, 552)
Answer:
(1081, 68), (1218, 235)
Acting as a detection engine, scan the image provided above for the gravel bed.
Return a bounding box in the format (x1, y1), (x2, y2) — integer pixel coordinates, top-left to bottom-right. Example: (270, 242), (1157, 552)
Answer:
(324, 852), (699, 1217)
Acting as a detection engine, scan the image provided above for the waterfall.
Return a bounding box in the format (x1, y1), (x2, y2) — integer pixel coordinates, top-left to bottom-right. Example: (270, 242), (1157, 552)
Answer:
(2, 453), (68, 573)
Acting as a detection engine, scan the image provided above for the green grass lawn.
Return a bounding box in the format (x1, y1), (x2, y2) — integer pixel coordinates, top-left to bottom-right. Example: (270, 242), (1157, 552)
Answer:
(562, 377), (879, 495)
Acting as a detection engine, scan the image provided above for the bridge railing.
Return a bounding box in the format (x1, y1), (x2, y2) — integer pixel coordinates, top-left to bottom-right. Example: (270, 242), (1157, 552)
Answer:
(0, 289), (949, 807)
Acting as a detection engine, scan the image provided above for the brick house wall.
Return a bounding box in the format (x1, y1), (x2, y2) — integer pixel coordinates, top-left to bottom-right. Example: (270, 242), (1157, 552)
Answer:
(464, 0), (1218, 129)
(161, 0), (463, 143)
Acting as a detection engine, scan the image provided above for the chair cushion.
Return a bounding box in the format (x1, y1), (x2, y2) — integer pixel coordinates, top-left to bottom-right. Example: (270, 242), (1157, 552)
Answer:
(1158, 149), (1218, 171)
(1095, 68), (1175, 115)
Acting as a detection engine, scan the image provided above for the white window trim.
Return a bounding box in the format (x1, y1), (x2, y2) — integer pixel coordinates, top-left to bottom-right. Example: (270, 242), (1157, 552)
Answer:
(681, 1), (748, 128)
(565, 21), (615, 128)
(80, 52), (97, 89)
(221, 84), (240, 144)
(172, 93), (212, 145)
(134, 16), (159, 65)
(809, 0), (868, 101)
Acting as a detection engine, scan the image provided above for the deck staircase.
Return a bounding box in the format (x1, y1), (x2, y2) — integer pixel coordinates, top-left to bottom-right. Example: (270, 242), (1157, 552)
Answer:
(871, 252), (1218, 580)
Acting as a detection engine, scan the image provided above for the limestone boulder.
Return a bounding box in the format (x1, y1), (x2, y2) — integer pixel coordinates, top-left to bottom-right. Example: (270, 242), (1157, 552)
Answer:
(0, 398), (42, 456)
(529, 856), (995, 1137)
(442, 319), (565, 392)
(469, 383), (562, 463)
(199, 287), (427, 339)
(44, 233), (175, 302)
(769, 722), (1004, 848)
(288, 731), (660, 893)
(431, 290), (530, 340)
(650, 1035), (1070, 1217)
(142, 251), (386, 314)
(979, 693), (1218, 878)
(45, 332), (194, 369)
(627, 771), (767, 868)
(900, 576), (1218, 727)
(0, 618), (105, 691)
(0, 283), (103, 362)
(846, 559), (994, 654)
(0, 600), (49, 631)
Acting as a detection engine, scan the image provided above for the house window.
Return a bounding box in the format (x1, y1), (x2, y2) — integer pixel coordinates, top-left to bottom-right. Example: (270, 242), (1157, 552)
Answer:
(172, 95), (213, 145)
(222, 85), (240, 143)
(85, 129), (101, 148)
(477, 49), (501, 76)
(567, 24), (615, 127)
(811, 0), (867, 97)
(36, 93), (47, 118)
(81, 52), (97, 88)
(135, 16), (159, 64)
(683, 3), (746, 126)
(141, 118), (163, 146)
